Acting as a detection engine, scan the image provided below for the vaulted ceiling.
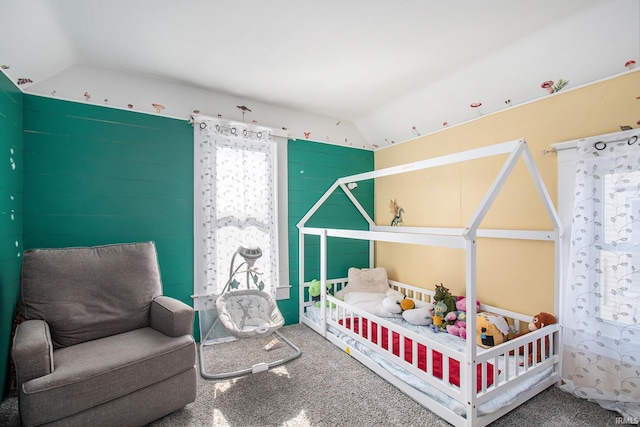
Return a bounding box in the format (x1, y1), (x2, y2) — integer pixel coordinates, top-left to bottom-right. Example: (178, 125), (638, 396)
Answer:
(1, 0), (638, 149)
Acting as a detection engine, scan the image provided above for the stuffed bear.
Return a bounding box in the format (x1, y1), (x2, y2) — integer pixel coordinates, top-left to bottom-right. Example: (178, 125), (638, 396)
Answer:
(511, 312), (557, 366)
(476, 312), (509, 348)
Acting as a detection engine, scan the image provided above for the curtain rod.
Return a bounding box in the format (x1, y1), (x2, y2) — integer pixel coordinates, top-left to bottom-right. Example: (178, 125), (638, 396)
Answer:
(188, 114), (289, 138)
(544, 133), (639, 155)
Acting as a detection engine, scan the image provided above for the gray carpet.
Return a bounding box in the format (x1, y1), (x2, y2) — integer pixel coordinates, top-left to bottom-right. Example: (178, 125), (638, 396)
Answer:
(0, 323), (625, 426)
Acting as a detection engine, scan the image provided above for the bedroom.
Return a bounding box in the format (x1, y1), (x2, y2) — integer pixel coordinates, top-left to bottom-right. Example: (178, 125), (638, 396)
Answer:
(1, 1), (639, 426)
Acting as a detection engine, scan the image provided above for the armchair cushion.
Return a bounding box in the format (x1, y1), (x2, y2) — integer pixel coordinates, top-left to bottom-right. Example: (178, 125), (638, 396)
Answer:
(20, 327), (195, 427)
(12, 320), (54, 385)
(21, 242), (162, 348)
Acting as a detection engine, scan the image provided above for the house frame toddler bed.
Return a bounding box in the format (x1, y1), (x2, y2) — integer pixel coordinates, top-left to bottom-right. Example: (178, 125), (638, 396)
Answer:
(297, 139), (563, 427)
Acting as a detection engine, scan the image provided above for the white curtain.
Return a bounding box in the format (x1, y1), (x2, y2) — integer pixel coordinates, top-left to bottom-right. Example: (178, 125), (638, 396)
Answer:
(561, 134), (640, 419)
(193, 121), (278, 313)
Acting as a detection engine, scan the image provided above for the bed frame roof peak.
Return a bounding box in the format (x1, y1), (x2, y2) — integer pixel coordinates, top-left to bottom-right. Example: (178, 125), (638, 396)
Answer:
(297, 138), (562, 237)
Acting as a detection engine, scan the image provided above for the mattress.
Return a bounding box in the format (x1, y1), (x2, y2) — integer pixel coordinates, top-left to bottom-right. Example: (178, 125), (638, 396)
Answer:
(305, 306), (553, 417)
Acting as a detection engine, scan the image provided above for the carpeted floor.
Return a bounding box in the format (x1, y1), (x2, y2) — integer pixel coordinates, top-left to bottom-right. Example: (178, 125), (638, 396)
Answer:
(0, 323), (626, 426)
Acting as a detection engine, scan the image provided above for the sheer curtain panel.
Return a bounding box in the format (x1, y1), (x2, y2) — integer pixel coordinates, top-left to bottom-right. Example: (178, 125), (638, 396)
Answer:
(561, 132), (640, 419)
(193, 120), (278, 313)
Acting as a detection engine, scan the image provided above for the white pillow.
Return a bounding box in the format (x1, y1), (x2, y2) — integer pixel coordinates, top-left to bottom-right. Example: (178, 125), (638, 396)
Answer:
(343, 291), (402, 318)
(343, 291), (386, 307)
(334, 267), (389, 300)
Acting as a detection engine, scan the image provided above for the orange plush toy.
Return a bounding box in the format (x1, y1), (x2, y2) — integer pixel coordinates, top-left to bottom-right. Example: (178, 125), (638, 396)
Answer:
(512, 312), (557, 366)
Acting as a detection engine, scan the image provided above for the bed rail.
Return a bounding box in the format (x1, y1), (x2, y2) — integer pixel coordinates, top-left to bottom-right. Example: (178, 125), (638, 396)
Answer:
(300, 278), (560, 426)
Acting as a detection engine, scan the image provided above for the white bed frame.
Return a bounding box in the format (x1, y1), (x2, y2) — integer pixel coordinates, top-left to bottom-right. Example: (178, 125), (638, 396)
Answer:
(297, 139), (563, 427)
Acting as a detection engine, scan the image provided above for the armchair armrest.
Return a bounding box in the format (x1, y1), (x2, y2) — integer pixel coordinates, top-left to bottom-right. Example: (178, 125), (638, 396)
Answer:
(150, 296), (194, 337)
(12, 320), (54, 387)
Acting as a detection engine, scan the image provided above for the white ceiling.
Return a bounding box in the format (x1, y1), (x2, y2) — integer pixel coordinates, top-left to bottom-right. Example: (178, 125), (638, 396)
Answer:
(1, 0), (639, 149)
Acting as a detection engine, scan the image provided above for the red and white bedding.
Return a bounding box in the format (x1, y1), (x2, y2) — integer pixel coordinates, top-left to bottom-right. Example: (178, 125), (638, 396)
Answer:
(304, 300), (556, 418)
(339, 316), (497, 391)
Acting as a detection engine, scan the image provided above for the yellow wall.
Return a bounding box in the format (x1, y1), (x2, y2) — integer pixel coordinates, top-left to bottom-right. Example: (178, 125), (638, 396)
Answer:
(374, 71), (640, 316)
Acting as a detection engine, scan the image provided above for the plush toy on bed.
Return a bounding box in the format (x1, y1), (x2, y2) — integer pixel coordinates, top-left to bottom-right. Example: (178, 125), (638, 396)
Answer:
(382, 292), (434, 326)
(445, 297), (481, 338)
(433, 284), (456, 314)
(308, 279), (334, 308)
(443, 298), (466, 337)
(431, 301), (448, 327)
(510, 312), (557, 366)
(431, 284), (457, 330)
(402, 304), (434, 326)
(382, 294), (415, 314)
(476, 312), (510, 348)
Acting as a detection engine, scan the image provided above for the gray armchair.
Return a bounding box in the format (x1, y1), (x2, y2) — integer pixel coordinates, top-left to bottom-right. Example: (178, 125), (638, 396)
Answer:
(12, 242), (197, 427)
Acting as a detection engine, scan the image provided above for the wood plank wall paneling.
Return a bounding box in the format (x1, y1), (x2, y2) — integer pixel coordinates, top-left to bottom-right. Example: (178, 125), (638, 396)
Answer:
(22, 96), (194, 308)
(0, 71), (23, 397)
(1, 92), (376, 390)
(284, 138), (373, 323)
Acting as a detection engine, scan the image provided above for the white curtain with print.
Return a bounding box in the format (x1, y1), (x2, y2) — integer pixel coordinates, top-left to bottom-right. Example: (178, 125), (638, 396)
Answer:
(561, 135), (640, 419)
(193, 121), (278, 313)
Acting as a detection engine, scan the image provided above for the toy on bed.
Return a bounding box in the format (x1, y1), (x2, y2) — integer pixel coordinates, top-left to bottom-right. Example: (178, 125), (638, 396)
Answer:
(430, 284), (456, 329)
(402, 305), (433, 326)
(476, 312), (509, 348)
(511, 312), (557, 366)
(444, 297), (475, 338)
(308, 279), (334, 307)
(433, 284), (456, 313)
(380, 289), (434, 326)
(382, 294), (415, 314)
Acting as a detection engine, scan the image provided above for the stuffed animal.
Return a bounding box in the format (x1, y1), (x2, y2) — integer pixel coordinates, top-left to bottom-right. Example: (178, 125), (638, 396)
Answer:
(382, 295), (415, 314)
(402, 304), (434, 326)
(440, 311), (457, 331)
(476, 312), (509, 348)
(432, 301), (448, 327)
(308, 279), (333, 308)
(400, 298), (415, 311)
(446, 318), (468, 339)
(511, 312), (557, 366)
(433, 284), (456, 315)
(456, 296), (480, 313)
(444, 297), (480, 338)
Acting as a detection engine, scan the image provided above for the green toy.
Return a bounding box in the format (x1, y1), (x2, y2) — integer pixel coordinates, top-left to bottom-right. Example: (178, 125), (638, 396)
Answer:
(433, 283), (456, 314)
(308, 279), (334, 307)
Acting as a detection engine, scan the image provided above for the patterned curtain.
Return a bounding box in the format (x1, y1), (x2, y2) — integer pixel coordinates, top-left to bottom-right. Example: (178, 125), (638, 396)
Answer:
(193, 121), (278, 312)
(560, 134), (640, 419)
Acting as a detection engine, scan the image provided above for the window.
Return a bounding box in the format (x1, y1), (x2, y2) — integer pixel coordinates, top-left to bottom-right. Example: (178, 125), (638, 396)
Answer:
(193, 121), (284, 311)
(598, 170), (640, 325)
(555, 130), (640, 331)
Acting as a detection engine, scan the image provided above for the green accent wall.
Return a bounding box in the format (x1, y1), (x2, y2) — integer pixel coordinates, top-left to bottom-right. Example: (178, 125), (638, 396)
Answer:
(284, 139), (374, 323)
(0, 92), (375, 395)
(0, 72), (23, 396)
(22, 96), (194, 308)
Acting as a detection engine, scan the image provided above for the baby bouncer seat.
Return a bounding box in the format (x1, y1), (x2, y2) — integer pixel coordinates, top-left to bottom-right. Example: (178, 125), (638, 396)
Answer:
(199, 246), (301, 379)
